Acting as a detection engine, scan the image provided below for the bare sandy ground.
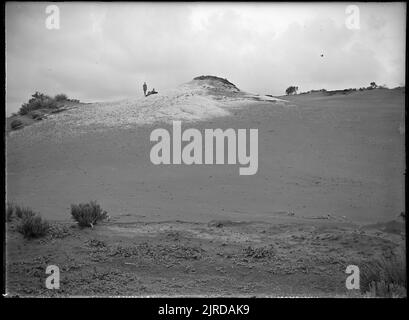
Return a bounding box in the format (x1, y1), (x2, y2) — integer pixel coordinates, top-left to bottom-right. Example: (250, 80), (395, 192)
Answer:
(5, 217), (405, 297)
(5, 82), (406, 296)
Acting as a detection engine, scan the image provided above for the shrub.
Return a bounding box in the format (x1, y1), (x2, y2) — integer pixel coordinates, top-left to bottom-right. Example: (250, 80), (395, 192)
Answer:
(285, 86), (298, 95)
(19, 103), (31, 115)
(71, 201), (108, 227)
(19, 92), (58, 115)
(360, 250), (406, 297)
(54, 93), (68, 101)
(41, 98), (58, 109)
(14, 206), (36, 220)
(31, 91), (50, 100)
(10, 119), (23, 130)
(17, 215), (50, 239)
(30, 111), (43, 120)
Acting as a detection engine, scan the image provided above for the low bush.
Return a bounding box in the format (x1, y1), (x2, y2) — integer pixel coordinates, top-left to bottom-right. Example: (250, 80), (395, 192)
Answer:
(40, 98), (58, 109)
(7, 204), (50, 238)
(54, 93), (68, 101)
(10, 119), (23, 130)
(14, 206), (36, 220)
(17, 215), (50, 239)
(71, 201), (108, 227)
(30, 111), (43, 120)
(19, 92), (59, 115)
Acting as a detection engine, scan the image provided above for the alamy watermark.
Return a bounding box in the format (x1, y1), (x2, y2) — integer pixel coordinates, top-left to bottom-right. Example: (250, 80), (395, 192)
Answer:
(45, 265), (60, 290)
(150, 121), (258, 175)
(345, 5), (360, 30)
(345, 265), (360, 290)
(45, 5), (60, 30)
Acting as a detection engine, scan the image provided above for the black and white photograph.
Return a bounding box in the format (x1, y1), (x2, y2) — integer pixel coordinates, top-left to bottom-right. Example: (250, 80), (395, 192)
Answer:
(4, 1), (406, 300)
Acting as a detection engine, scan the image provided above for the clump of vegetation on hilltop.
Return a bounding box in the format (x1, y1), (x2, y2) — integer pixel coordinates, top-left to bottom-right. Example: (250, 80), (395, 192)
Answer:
(290, 82), (392, 96)
(193, 75), (240, 91)
(18, 91), (79, 116)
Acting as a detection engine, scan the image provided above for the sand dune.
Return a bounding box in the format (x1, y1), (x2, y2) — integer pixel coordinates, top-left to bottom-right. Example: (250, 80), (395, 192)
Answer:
(6, 81), (404, 224)
(9, 78), (286, 139)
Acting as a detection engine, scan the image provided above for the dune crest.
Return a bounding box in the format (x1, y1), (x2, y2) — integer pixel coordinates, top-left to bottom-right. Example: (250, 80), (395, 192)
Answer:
(27, 77), (285, 133)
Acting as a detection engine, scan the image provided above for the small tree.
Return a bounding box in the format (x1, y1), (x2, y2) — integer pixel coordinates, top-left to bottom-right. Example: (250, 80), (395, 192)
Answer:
(285, 86), (298, 95)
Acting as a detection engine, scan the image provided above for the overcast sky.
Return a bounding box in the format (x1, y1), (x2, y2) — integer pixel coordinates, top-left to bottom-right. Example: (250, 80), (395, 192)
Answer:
(6, 2), (406, 115)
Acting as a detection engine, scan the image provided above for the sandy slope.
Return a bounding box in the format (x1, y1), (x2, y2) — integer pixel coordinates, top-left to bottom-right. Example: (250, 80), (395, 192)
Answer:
(5, 80), (406, 296)
(6, 85), (404, 223)
(5, 79), (285, 136)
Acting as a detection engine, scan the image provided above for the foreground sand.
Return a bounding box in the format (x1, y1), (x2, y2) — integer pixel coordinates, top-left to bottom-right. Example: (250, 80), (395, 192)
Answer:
(6, 216), (405, 297)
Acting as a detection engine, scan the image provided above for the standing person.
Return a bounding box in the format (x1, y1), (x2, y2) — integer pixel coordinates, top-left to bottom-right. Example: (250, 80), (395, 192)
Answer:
(143, 82), (147, 97)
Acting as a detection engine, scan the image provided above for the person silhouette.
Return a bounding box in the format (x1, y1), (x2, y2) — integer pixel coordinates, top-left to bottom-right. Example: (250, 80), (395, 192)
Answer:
(143, 82), (147, 97)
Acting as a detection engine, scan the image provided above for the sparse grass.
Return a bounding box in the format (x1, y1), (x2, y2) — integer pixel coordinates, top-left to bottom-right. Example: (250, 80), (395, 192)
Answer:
(17, 215), (50, 239)
(71, 201), (108, 228)
(360, 250), (406, 297)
